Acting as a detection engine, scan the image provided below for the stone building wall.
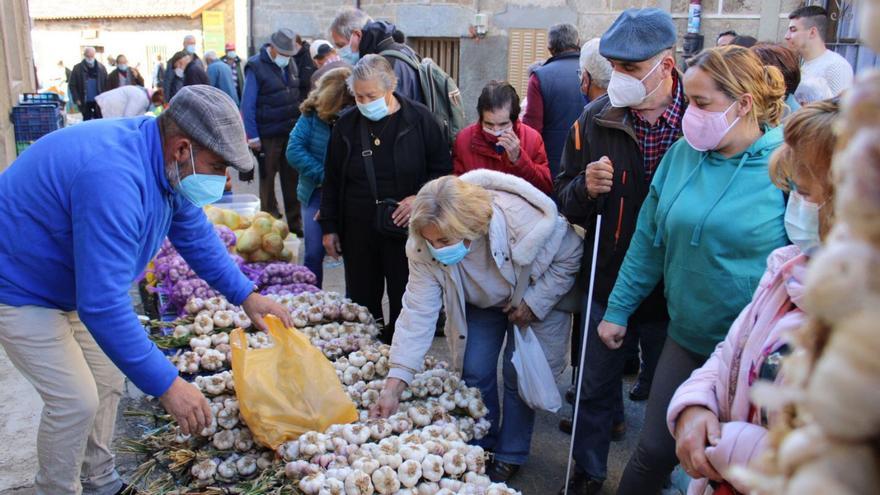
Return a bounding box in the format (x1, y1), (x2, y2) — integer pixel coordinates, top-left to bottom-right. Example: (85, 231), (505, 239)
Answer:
(251, 0), (804, 121)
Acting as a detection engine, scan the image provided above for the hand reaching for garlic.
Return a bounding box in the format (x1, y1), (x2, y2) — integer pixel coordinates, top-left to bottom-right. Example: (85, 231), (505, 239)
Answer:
(241, 292), (294, 331)
(159, 376), (213, 435)
(371, 377), (408, 419)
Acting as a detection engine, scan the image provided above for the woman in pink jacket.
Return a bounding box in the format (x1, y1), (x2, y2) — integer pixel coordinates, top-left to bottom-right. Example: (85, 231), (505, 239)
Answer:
(667, 99), (840, 495)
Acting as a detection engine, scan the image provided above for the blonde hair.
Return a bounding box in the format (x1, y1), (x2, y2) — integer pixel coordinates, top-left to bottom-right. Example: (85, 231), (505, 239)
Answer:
(687, 45), (787, 127)
(409, 176), (493, 241)
(299, 67), (355, 122)
(769, 99), (840, 238)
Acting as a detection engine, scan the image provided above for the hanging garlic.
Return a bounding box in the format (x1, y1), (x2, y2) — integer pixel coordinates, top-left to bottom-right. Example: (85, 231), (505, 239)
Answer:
(397, 459), (423, 488)
(421, 454), (444, 482)
(298, 472), (326, 495)
(371, 466), (401, 494)
(344, 470), (374, 495)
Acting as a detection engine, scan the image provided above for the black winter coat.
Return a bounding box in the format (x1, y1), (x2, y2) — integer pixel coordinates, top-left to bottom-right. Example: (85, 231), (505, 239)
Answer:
(554, 94), (670, 323)
(69, 60), (108, 105)
(319, 94), (452, 237)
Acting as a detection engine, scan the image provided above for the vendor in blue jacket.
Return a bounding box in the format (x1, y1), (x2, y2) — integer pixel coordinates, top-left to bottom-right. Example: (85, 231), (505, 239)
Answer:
(0, 85), (292, 495)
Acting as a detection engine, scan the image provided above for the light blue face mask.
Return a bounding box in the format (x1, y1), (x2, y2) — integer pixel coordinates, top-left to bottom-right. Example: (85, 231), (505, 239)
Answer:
(227, 51), (237, 59)
(175, 145), (226, 207)
(274, 54), (290, 69)
(357, 95), (390, 121)
(117, 64), (128, 72)
(339, 45), (359, 64)
(428, 240), (470, 265)
(185, 44), (196, 54)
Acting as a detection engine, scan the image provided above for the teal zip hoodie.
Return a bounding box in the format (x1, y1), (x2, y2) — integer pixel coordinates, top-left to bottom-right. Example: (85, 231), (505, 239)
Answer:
(604, 127), (788, 356)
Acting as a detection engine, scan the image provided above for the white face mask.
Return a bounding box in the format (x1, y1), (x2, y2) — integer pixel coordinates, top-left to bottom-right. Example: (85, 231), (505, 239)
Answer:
(784, 190), (822, 255)
(174, 68), (185, 78)
(607, 58), (664, 108)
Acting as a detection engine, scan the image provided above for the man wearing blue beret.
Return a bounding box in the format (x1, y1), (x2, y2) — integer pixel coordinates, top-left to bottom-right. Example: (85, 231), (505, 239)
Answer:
(555, 8), (685, 495)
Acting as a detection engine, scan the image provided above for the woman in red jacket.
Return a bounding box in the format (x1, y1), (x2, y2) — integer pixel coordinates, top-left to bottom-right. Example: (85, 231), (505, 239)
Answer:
(453, 81), (553, 194)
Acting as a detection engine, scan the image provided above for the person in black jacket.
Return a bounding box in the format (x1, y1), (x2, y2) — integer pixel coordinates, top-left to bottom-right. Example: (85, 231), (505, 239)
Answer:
(241, 28), (304, 236)
(69, 47), (108, 120)
(357, 20), (424, 104)
(554, 8), (683, 495)
(320, 55), (451, 343)
(163, 35), (209, 101)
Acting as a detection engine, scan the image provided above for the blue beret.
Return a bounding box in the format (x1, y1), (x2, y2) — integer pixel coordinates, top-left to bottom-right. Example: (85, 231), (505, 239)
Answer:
(599, 8), (677, 62)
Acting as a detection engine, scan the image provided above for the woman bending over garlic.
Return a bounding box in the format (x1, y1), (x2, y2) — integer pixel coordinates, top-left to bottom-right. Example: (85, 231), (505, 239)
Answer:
(370, 170), (583, 483)
(668, 100), (840, 495)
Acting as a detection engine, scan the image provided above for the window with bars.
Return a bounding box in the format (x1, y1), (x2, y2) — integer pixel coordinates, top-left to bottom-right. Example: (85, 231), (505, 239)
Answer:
(822, 0), (878, 72)
(507, 29), (551, 100)
(408, 37), (460, 84)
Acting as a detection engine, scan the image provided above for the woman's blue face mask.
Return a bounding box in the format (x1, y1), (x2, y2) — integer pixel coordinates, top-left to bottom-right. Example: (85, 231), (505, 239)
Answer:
(427, 240), (470, 265)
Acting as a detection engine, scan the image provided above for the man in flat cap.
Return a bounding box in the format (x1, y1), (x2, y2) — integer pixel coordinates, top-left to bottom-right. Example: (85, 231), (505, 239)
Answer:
(241, 28), (305, 236)
(0, 85), (292, 495)
(555, 7), (683, 494)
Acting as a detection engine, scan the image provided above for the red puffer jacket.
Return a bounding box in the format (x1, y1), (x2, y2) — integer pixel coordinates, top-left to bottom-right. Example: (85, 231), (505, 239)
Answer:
(452, 121), (552, 195)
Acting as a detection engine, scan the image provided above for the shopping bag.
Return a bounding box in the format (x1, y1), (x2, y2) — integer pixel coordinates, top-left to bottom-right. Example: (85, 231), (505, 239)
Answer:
(511, 325), (562, 412)
(230, 315), (358, 449)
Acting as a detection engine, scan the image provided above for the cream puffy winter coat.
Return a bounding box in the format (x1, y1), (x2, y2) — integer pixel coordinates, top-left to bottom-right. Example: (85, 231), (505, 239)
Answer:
(388, 169), (583, 384)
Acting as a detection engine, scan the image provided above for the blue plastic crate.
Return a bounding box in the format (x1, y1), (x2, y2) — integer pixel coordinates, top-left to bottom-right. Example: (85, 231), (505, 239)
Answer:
(20, 92), (63, 107)
(11, 104), (63, 142)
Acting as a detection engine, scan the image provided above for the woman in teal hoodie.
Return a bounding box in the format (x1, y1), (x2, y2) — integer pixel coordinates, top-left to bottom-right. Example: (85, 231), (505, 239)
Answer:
(286, 67), (354, 285)
(600, 46), (791, 494)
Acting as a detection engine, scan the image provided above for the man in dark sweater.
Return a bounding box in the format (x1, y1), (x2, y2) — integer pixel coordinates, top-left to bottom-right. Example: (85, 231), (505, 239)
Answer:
(163, 35), (209, 100)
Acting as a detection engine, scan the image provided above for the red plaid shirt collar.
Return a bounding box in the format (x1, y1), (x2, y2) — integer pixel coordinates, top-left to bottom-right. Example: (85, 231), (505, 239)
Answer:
(629, 71), (686, 178)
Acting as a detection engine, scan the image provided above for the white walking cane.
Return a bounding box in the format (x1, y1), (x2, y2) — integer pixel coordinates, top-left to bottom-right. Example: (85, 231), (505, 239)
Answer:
(563, 211), (603, 495)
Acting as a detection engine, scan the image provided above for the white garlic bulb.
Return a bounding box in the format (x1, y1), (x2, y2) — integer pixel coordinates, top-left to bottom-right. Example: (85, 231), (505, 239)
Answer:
(400, 444), (428, 463)
(212, 429), (235, 450)
(416, 481), (440, 495)
(298, 472), (326, 495)
(421, 454), (444, 482)
(369, 419), (393, 440)
(342, 424), (371, 445)
(442, 450), (466, 477)
(398, 459), (423, 488)
(344, 470), (374, 495)
(191, 458), (219, 480)
(371, 466), (401, 494)
(236, 455), (257, 477)
(351, 457), (380, 475)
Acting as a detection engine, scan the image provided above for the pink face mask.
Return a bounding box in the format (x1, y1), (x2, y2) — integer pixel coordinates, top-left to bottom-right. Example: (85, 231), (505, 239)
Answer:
(681, 101), (741, 152)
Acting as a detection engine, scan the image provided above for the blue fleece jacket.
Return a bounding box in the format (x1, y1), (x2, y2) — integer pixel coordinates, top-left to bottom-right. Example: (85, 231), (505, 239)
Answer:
(604, 127), (789, 356)
(286, 112), (331, 203)
(0, 117), (254, 397)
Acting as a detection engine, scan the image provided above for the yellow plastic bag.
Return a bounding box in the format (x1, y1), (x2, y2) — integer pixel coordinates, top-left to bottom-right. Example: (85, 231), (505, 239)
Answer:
(230, 315), (358, 449)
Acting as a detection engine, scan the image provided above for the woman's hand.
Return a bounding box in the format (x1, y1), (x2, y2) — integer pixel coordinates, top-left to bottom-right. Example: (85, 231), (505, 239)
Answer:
(504, 301), (536, 329)
(370, 378), (408, 418)
(323, 233), (342, 259)
(674, 405), (723, 482)
(498, 128), (521, 163)
(392, 195), (417, 227)
(597, 320), (627, 349)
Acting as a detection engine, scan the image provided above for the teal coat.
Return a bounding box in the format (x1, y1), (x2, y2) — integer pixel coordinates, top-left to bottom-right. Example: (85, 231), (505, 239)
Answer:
(604, 127), (789, 356)
(286, 112), (331, 204)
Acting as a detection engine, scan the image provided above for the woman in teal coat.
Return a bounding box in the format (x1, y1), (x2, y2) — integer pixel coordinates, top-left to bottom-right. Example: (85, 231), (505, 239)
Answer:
(599, 46), (791, 494)
(286, 67), (354, 285)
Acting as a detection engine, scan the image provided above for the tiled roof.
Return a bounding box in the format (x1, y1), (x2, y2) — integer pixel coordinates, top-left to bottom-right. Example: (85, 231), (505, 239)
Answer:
(29, 0), (219, 20)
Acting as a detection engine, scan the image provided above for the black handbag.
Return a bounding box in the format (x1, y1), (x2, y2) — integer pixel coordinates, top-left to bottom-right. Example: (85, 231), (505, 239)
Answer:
(359, 121), (408, 239)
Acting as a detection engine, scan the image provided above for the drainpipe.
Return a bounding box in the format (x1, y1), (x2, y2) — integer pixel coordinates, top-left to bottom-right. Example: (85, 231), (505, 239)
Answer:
(683, 0), (704, 60)
(248, 0), (255, 56)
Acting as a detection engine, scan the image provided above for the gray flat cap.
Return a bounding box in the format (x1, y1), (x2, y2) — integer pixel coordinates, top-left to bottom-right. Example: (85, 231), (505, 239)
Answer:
(270, 28), (297, 56)
(600, 8), (677, 62)
(164, 85), (255, 173)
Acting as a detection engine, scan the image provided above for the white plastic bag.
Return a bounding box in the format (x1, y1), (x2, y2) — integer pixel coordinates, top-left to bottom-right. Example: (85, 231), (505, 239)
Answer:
(511, 325), (562, 412)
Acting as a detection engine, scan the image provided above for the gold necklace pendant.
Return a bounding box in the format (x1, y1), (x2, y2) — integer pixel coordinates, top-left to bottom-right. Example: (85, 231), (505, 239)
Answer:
(374, 137), (381, 146)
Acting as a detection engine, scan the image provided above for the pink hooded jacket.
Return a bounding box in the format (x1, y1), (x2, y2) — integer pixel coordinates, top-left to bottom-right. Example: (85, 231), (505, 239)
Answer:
(667, 245), (807, 495)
